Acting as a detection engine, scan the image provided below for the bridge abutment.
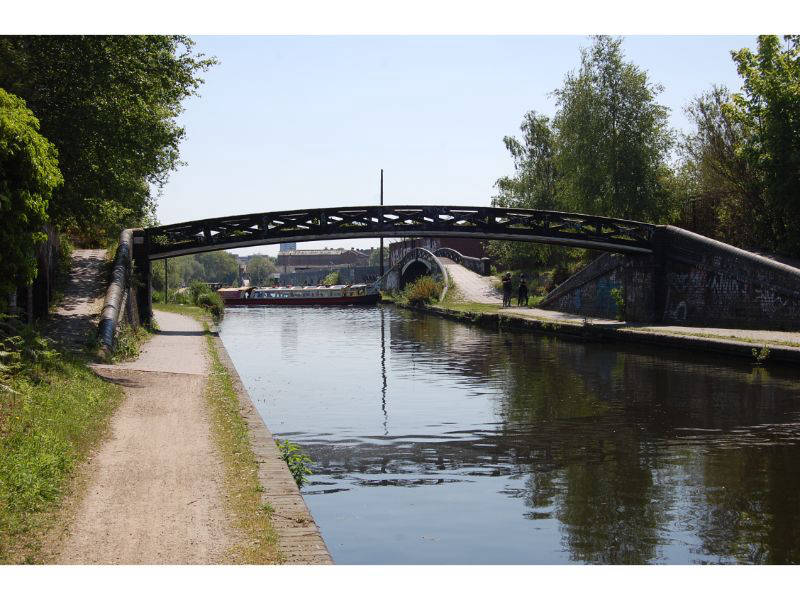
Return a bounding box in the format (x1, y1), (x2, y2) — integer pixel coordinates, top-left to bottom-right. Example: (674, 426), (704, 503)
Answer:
(541, 226), (800, 330)
(132, 230), (152, 326)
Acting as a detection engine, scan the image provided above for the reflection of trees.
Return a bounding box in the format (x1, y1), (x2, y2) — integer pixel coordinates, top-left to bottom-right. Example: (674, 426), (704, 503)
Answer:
(378, 308), (800, 563)
(690, 444), (800, 564)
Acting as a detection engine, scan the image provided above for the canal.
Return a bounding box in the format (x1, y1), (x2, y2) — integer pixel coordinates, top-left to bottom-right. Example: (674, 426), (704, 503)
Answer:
(219, 305), (800, 564)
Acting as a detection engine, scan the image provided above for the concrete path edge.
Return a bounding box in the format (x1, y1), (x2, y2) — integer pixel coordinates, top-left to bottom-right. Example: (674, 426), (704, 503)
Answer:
(405, 304), (800, 365)
(211, 334), (333, 564)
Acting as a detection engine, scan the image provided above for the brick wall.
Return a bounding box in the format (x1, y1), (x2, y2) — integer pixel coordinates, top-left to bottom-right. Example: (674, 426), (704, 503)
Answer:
(540, 226), (800, 330)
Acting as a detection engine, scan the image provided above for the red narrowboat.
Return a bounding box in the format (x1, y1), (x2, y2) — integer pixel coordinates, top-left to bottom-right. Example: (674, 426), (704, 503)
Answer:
(218, 284), (380, 306)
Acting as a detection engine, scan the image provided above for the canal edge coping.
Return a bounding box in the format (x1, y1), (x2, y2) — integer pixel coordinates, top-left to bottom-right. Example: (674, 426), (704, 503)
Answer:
(403, 304), (800, 365)
(212, 333), (333, 564)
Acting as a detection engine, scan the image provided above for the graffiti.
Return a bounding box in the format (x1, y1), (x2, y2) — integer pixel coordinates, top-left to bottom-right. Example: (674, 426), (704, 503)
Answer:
(667, 301), (687, 322)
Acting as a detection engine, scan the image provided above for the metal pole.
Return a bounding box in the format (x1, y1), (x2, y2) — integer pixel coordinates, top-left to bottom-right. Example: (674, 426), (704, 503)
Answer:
(164, 258), (168, 304)
(380, 168), (384, 278)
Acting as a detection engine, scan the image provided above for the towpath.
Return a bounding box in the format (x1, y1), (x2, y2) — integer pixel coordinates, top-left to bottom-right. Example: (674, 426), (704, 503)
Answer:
(44, 248), (108, 351)
(56, 310), (237, 564)
(441, 261), (800, 350)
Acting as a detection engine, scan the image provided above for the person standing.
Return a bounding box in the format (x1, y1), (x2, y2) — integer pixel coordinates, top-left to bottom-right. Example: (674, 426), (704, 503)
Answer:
(502, 273), (512, 307)
(518, 275), (529, 307)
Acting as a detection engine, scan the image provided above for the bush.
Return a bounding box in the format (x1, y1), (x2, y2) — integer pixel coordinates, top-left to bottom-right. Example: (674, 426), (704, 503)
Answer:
(400, 276), (444, 305)
(189, 281), (213, 305)
(275, 438), (313, 487)
(196, 292), (224, 322)
(322, 271), (340, 286)
(0, 89), (63, 301)
(171, 291), (190, 305)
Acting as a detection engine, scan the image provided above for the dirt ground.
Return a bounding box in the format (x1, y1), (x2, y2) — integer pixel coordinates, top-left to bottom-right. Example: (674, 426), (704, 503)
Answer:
(55, 310), (238, 564)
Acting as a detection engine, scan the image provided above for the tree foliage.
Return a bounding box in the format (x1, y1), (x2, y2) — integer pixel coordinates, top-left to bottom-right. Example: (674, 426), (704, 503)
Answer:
(0, 35), (215, 242)
(0, 88), (63, 301)
(552, 36), (674, 222)
(195, 251), (240, 286)
(675, 35), (800, 256)
(247, 255), (276, 286)
(489, 111), (559, 268)
(727, 35), (800, 255)
(677, 86), (760, 245)
(489, 37), (675, 271)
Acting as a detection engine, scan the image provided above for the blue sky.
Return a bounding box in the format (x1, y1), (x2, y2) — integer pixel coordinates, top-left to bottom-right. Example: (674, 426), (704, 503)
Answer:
(157, 35), (755, 256)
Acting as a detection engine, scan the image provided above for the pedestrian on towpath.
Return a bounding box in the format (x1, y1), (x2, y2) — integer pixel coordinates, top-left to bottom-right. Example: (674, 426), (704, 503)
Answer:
(502, 273), (512, 307)
(518, 275), (529, 307)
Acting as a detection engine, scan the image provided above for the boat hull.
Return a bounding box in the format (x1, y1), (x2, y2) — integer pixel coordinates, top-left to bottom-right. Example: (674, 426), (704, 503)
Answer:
(223, 293), (380, 307)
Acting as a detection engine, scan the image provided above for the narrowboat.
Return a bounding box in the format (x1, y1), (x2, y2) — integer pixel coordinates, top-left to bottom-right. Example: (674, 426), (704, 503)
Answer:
(218, 284), (380, 306)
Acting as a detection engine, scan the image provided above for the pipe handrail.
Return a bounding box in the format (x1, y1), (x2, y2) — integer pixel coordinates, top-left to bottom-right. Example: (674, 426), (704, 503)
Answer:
(96, 228), (134, 360)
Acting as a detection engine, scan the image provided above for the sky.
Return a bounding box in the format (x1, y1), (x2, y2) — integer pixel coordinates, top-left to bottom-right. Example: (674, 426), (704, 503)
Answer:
(156, 35), (756, 257)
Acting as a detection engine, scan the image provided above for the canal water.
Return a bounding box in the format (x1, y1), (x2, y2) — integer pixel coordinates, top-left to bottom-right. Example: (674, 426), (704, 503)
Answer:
(219, 305), (800, 564)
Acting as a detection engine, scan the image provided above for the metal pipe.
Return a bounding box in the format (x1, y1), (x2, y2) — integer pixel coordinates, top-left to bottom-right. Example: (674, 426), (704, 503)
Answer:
(97, 228), (133, 360)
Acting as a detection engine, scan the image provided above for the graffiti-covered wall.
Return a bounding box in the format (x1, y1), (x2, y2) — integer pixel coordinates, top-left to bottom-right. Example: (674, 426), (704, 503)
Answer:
(659, 227), (800, 330)
(540, 226), (800, 330)
(540, 253), (656, 322)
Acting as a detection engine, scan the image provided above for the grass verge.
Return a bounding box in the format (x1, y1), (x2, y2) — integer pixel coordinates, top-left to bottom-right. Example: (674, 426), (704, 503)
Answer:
(204, 329), (282, 563)
(0, 346), (123, 563)
(152, 304), (281, 561)
(153, 302), (213, 323)
(159, 304), (282, 563)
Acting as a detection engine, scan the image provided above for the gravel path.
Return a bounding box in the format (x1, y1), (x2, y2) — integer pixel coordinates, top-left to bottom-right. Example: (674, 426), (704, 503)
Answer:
(57, 310), (237, 564)
(439, 258), (502, 304)
(44, 249), (107, 351)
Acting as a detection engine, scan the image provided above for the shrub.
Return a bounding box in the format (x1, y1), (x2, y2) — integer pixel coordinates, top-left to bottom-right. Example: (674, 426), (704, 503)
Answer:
(610, 287), (626, 320)
(196, 292), (224, 322)
(322, 271), (340, 286)
(171, 291), (190, 305)
(275, 438), (313, 487)
(189, 281), (213, 305)
(0, 89), (63, 301)
(400, 276), (444, 305)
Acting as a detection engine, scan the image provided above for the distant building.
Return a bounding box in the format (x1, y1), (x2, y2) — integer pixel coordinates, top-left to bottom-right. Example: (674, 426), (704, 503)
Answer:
(388, 237), (487, 266)
(276, 247), (370, 274)
(279, 242), (297, 252)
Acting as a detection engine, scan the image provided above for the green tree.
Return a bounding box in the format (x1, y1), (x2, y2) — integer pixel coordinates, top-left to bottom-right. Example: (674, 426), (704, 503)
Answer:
(151, 255), (206, 292)
(489, 111), (560, 268)
(195, 251), (239, 286)
(493, 111), (558, 211)
(677, 86), (761, 245)
(247, 255), (276, 286)
(552, 36), (674, 222)
(0, 36), (215, 242)
(0, 88), (63, 302)
(726, 35), (800, 255)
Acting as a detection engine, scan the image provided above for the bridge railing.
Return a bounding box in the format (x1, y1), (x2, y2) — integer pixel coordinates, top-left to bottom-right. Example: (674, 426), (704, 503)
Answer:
(433, 247), (491, 276)
(96, 228), (140, 360)
(143, 205), (657, 259)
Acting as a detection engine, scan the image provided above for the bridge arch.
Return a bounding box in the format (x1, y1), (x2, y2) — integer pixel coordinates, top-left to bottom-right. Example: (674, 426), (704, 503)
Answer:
(140, 205), (656, 259)
(400, 257), (435, 289)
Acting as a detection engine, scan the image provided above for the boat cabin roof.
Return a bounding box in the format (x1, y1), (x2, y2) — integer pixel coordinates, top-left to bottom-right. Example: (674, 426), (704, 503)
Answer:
(253, 283), (369, 293)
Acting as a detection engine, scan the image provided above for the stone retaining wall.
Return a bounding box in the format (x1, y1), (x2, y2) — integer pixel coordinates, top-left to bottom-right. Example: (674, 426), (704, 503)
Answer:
(540, 226), (800, 330)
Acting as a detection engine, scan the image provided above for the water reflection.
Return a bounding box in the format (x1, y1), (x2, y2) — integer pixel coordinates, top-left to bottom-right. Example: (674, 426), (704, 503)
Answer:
(220, 305), (800, 564)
